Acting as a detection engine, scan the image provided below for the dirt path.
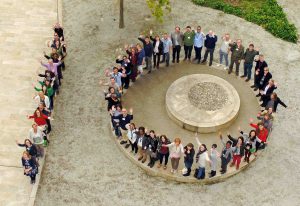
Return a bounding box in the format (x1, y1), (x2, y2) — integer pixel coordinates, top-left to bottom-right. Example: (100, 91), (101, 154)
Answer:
(35, 0), (300, 205)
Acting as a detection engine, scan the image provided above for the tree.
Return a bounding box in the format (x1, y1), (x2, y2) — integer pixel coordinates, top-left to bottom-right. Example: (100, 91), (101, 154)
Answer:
(146, 0), (171, 23)
(119, 0), (124, 28)
(118, 0), (171, 28)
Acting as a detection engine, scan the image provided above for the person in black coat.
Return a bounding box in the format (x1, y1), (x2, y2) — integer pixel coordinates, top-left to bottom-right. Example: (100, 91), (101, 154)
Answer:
(252, 54), (268, 89)
(145, 130), (158, 168)
(16, 139), (38, 158)
(258, 79), (277, 107)
(183, 143), (195, 176)
(116, 55), (132, 89)
(265, 92), (287, 112)
(104, 87), (121, 111)
(255, 67), (272, 91)
(150, 33), (164, 69)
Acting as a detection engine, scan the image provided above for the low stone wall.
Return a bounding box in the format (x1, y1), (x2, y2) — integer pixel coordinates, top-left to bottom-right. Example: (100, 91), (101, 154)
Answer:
(109, 62), (264, 184)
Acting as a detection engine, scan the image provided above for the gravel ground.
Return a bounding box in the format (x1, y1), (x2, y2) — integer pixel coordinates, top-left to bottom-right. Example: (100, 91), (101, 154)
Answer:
(188, 82), (228, 110)
(35, 0), (300, 205)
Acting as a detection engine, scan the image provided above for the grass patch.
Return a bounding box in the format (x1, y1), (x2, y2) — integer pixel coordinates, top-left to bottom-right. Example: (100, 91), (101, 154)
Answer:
(192, 0), (298, 43)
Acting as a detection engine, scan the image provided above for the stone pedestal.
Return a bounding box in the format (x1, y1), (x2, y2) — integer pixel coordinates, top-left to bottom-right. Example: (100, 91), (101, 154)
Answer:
(166, 74), (240, 133)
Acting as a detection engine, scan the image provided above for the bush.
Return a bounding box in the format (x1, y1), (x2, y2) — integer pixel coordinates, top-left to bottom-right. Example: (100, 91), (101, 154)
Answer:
(192, 0), (298, 43)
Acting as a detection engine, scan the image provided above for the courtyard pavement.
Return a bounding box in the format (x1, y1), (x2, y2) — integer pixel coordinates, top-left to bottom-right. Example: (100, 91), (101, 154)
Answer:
(0, 0), (56, 205)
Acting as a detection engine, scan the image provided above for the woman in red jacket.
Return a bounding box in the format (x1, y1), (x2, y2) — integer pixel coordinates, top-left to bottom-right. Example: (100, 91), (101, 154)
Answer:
(250, 119), (268, 150)
(27, 109), (51, 128)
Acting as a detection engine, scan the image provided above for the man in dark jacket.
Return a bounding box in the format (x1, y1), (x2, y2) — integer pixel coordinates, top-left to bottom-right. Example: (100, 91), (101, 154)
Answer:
(256, 67), (272, 91)
(251, 54), (268, 90)
(145, 130), (158, 168)
(241, 44), (259, 81)
(113, 108), (133, 145)
(170, 26), (184, 63)
(219, 134), (232, 174)
(138, 35), (153, 73)
(228, 39), (245, 76)
(201, 30), (218, 66)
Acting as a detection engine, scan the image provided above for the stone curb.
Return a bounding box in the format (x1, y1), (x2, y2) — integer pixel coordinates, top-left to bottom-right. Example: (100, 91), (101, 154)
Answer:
(107, 61), (267, 184)
(27, 0), (63, 205)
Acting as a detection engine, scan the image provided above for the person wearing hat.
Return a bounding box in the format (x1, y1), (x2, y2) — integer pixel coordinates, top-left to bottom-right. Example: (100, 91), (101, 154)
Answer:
(219, 132), (233, 174)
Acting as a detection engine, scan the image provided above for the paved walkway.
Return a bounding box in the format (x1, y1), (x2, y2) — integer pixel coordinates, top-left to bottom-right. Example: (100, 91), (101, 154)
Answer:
(0, 0), (56, 205)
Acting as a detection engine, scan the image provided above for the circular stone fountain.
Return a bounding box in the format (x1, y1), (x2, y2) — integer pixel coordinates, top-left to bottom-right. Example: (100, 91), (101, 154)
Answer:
(166, 74), (240, 133)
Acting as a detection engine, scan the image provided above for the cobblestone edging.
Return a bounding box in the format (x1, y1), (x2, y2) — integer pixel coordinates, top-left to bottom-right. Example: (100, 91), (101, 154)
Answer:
(28, 1), (63, 205)
(108, 61), (266, 184)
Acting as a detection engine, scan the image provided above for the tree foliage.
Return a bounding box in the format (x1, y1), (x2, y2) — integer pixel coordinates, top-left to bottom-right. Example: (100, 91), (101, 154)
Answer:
(146, 0), (171, 23)
(192, 0), (298, 43)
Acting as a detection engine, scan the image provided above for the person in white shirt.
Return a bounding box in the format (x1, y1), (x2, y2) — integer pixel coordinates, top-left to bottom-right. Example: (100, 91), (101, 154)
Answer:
(34, 91), (50, 111)
(195, 136), (211, 179)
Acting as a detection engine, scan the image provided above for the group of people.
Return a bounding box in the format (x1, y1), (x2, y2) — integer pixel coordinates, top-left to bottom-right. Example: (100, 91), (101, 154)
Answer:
(17, 23), (66, 184)
(103, 25), (287, 180)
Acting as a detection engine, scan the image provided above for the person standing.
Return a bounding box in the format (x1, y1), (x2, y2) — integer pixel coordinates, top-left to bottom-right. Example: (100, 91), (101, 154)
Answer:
(219, 132), (233, 174)
(170, 26), (184, 63)
(137, 127), (148, 163)
(145, 130), (158, 168)
(209, 144), (219, 178)
(126, 123), (138, 154)
(251, 54), (268, 90)
(193, 26), (205, 64)
(156, 135), (171, 169)
(163, 137), (184, 174)
(265, 92), (287, 113)
(241, 44), (259, 81)
(183, 143), (195, 177)
(183, 26), (195, 61)
(161, 33), (172, 67)
(150, 31), (164, 69)
(218, 33), (231, 69)
(228, 39), (245, 76)
(195, 137), (211, 179)
(21, 151), (38, 184)
(201, 30), (218, 66)
(138, 35), (153, 73)
(113, 108), (133, 144)
(227, 134), (245, 170)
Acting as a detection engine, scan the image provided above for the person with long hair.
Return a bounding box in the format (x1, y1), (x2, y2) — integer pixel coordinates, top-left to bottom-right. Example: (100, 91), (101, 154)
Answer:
(183, 142), (195, 177)
(21, 151), (38, 184)
(195, 137), (211, 179)
(227, 133), (245, 170)
(265, 92), (287, 112)
(240, 129), (261, 163)
(156, 135), (171, 170)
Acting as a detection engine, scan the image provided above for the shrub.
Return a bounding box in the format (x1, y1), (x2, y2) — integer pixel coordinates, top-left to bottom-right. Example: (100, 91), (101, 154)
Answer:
(192, 0), (298, 43)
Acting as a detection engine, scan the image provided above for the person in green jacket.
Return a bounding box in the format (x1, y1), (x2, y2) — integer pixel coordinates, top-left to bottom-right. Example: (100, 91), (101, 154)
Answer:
(228, 39), (245, 76)
(183, 26), (195, 61)
(34, 79), (54, 110)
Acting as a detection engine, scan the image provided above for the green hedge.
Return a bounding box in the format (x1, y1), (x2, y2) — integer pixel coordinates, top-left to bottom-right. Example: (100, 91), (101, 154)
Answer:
(192, 0), (298, 43)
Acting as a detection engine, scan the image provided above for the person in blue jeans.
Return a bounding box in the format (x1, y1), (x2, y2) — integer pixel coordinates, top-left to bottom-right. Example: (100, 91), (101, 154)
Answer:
(183, 143), (195, 176)
(219, 33), (231, 69)
(195, 137), (211, 179)
(241, 44), (259, 82)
